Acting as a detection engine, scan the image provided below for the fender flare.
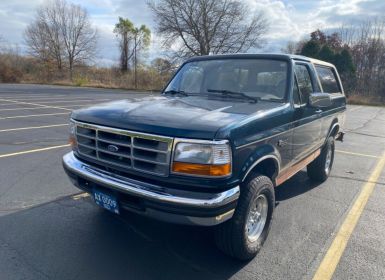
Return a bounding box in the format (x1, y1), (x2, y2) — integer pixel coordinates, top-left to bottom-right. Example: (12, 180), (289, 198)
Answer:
(326, 121), (340, 142)
(241, 147), (281, 182)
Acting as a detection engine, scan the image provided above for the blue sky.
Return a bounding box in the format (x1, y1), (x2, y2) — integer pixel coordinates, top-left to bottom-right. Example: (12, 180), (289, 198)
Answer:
(0, 0), (384, 66)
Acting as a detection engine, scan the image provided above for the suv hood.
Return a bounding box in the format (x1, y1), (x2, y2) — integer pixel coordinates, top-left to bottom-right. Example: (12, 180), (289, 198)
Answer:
(71, 95), (283, 139)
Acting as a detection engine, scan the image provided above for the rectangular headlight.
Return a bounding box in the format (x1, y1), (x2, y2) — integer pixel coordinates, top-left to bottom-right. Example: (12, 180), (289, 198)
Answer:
(172, 140), (231, 177)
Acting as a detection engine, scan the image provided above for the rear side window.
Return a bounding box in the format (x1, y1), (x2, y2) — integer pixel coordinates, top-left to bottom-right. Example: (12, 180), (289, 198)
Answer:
(294, 64), (314, 104)
(315, 66), (341, 94)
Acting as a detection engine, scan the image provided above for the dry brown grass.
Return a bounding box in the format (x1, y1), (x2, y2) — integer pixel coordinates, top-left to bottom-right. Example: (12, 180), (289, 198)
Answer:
(347, 95), (385, 107)
(0, 52), (172, 91)
(18, 66), (171, 91)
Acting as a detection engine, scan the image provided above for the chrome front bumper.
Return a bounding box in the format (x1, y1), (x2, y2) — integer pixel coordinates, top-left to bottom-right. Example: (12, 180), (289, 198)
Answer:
(62, 152), (240, 226)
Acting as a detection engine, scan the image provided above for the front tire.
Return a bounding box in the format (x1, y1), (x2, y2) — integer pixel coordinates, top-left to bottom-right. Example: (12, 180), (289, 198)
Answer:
(307, 136), (335, 182)
(214, 174), (275, 260)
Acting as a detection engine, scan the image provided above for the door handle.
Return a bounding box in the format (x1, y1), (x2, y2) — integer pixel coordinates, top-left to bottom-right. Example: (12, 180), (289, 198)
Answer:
(315, 109), (323, 114)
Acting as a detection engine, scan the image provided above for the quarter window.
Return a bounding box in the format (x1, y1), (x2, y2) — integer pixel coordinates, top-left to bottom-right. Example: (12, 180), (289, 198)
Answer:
(315, 66), (341, 94)
(294, 64), (314, 104)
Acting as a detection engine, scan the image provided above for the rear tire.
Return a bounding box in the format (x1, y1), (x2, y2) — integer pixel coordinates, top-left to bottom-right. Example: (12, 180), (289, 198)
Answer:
(214, 174), (275, 260)
(307, 136), (335, 182)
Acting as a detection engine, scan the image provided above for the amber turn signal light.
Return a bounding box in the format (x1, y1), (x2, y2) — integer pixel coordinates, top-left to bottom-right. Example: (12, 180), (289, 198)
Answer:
(68, 135), (77, 149)
(172, 162), (231, 176)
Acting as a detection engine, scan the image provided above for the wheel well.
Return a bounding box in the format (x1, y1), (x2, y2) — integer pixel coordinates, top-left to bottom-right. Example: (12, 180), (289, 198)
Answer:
(329, 120), (340, 138)
(245, 158), (278, 182)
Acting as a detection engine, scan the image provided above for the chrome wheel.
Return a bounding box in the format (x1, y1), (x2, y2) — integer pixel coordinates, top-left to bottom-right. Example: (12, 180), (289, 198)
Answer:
(246, 194), (268, 243)
(325, 147), (332, 173)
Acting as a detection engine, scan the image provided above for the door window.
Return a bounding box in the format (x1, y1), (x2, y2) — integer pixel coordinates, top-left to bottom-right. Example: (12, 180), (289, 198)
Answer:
(294, 64), (314, 105)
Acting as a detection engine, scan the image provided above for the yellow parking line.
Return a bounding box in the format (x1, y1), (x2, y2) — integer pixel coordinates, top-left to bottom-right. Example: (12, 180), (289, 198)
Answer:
(72, 193), (90, 200)
(336, 150), (381, 159)
(0, 144), (70, 159)
(0, 124), (68, 132)
(313, 151), (385, 280)
(0, 112), (69, 120)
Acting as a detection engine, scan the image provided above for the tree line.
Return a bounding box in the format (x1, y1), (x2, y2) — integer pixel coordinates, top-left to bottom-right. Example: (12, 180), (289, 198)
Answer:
(24, 0), (97, 80)
(284, 18), (385, 102)
(2, 0), (383, 103)
(18, 0), (268, 87)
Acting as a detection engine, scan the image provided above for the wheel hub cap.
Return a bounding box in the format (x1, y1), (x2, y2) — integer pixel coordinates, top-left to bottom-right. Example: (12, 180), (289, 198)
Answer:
(325, 147), (332, 173)
(246, 194), (268, 243)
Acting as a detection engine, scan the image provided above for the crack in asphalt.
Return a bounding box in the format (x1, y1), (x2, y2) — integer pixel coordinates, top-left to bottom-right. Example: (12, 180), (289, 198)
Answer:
(345, 131), (385, 139)
(329, 175), (385, 186)
(346, 107), (385, 133)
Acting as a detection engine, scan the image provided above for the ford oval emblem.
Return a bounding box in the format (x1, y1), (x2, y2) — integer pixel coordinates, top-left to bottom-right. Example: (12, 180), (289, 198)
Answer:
(107, 144), (119, 153)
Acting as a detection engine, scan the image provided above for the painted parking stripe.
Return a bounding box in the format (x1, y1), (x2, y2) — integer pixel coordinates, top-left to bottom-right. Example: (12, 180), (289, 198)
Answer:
(0, 124), (68, 132)
(0, 95), (67, 99)
(72, 193), (90, 200)
(58, 104), (100, 108)
(5, 97), (107, 101)
(336, 150), (381, 159)
(0, 104), (100, 111)
(313, 150), (385, 280)
(25, 99), (110, 104)
(0, 98), (72, 111)
(0, 103), (30, 106)
(0, 107), (62, 111)
(0, 98), (109, 104)
(0, 144), (70, 159)
(0, 112), (69, 120)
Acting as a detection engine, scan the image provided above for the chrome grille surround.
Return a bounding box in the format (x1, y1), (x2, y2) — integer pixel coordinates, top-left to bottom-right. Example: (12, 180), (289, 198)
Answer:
(73, 120), (174, 176)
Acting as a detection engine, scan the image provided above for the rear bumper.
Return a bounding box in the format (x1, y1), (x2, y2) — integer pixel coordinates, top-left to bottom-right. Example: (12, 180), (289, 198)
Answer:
(62, 152), (239, 226)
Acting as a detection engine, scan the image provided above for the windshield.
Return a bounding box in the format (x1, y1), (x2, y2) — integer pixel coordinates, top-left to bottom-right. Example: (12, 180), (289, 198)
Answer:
(165, 59), (289, 102)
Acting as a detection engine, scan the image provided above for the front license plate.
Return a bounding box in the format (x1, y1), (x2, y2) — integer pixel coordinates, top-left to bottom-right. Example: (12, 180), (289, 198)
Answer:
(93, 189), (119, 214)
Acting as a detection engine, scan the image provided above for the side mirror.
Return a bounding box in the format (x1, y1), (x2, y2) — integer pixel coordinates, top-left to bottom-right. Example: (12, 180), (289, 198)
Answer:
(308, 92), (332, 108)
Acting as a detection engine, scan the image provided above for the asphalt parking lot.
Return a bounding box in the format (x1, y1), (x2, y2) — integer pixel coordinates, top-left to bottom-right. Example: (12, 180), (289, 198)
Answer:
(0, 83), (384, 280)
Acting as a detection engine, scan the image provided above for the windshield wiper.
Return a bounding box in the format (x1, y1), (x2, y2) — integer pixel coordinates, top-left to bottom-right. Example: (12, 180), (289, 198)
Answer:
(207, 89), (258, 103)
(163, 89), (189, 96)
(259, 98), (284, 103)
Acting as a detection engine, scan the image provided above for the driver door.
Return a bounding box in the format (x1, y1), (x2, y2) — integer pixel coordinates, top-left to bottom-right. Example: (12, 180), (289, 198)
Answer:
(292, 63), (322, 162)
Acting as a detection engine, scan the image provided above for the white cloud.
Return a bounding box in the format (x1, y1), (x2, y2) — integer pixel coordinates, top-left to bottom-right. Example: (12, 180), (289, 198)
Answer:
(0, 0), (383, 63)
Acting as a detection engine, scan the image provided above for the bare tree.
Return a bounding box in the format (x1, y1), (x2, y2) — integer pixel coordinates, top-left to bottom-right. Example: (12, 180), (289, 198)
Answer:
(0, 35), (5, 53)
(59, 1), (97, 79)
(24, 0), (97, 79)
(338, 18), (385, 99)
(281, 40), (306, 54)
(25, 18), (62, 69)
(148, 0), (268, 58)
